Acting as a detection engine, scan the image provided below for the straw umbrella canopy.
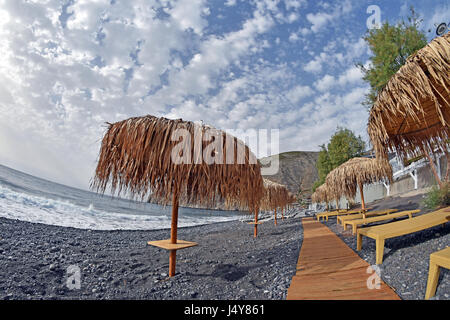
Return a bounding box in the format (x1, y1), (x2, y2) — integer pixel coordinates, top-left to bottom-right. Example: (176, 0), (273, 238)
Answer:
(92, 115), (264, 276)
(261, 179), (290, 225)
(311, 184), (327, 203)
(368, 33), (450, 188)
(287, 192), (296, 211)
(325, 157), (393, 211)
(311, 183), (332, 210)
(284, 191), (296, 216)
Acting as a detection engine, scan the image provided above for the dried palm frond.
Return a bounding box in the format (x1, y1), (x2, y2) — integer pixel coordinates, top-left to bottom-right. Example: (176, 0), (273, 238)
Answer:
(325, 157), (393, 200)
(311, 183), (330, 204)
(261, 179), (290, 211)
(92, 115), (264, 211)
(368, 33), (450, 162)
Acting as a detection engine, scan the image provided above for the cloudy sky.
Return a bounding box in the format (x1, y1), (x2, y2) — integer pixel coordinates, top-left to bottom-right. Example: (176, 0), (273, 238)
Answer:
(0, 0), (448, 190)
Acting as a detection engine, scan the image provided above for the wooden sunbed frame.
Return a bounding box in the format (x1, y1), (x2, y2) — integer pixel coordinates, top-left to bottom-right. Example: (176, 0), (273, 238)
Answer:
(337, 209), (399, 226)
(316, 210), (338, 221)
(425, 246), (450, 299)
(316, 208), (371, 222)
(345, 209), (420, 234)
(357, 207), (450, 264)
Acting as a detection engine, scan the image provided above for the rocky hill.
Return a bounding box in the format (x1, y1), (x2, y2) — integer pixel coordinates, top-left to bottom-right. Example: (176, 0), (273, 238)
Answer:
(261, 151), (319, 198)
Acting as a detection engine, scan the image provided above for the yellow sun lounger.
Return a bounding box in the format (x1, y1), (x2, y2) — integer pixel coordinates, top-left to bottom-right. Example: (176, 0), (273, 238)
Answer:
(425, 246), (450, 299)
(316, 211), (338, 221)
(316, 208), (370, 222)
(337, 209), (399, 226)
(357, 207), (450, 264)
(346, 209), (419, 234)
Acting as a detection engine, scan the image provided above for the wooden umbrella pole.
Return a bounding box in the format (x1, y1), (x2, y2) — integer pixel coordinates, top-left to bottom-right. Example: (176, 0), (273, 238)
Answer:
(444, 148), (450, 182)
(274, 208), (277, 226)
(254, 207), (258, 238)
(169, 191), (179, 277)
(424, 151), (444, 189)
(358, 182), (366, 212)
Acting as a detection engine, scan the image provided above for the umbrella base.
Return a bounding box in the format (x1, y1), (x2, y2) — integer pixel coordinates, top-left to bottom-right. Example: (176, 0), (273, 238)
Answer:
(147, 239), (198, 250)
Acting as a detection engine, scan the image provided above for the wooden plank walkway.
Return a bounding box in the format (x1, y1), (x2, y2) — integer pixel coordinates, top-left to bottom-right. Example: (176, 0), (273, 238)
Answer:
(287, 217), (400, 300)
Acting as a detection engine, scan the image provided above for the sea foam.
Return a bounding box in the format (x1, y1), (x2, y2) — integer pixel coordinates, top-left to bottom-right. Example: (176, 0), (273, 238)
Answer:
(0, 184), (239, 230)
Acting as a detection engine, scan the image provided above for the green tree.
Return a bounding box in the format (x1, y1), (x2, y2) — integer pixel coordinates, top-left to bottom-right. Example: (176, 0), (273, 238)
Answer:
(312, 144), (331, 191)
(328, 128), (366, 168)
(358, 6), (428, 108)
(312, 127), (365, 191)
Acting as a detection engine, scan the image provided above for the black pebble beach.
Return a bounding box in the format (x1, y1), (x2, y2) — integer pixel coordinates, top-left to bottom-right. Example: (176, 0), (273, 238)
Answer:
(1, 193), (448, 300)
(0, 211), (303, 300)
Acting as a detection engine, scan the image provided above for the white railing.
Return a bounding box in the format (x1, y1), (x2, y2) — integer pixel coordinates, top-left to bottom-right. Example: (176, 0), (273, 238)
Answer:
(385, 151), (444, 194)
(391, 157), (428, 180)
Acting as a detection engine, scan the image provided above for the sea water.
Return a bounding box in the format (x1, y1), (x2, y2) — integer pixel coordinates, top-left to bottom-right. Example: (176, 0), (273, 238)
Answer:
(0, 164), (246, 230)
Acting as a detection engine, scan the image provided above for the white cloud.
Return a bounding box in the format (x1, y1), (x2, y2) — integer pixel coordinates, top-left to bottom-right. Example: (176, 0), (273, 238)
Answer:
(303, 59), (322, 73)
(305, 0), (353, 33)
(314, 74), (335, 92)
(169, 0), (209, 35)
(0, 0), (416, 191)
(225, 0), (237, 6)
(148, 4), (275, 105)
(422, 4), (450, 35)
(276, 84), (370, 152)
(0, 118), (92, 189)
(286, 85), (314, 103)
(284, 0), (306, 11)
(303, 36), (368, 75)
(302, 86), (369, 144)
(313, 65), (364, 92)
(343, 38), (368, 62)
(0, 0), (291, 189)
(287, 12), (299, 23)
(299, 27), (311, 36)
(288, 32), (299, 42)
(337, 65), (364, 86)
(303, 52), (330, 73)
(0, 0), (213, 189)
(306, 11), (334, 33)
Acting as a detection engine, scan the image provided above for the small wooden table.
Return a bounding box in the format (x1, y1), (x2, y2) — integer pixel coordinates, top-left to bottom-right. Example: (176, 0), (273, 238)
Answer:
(147, 239), (198, 277)
(248, 219), (263, 237)
(147, 239), (198, 250)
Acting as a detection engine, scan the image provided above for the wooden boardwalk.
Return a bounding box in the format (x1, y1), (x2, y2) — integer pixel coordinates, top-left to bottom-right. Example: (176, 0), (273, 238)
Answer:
(287, 217), (400, 300)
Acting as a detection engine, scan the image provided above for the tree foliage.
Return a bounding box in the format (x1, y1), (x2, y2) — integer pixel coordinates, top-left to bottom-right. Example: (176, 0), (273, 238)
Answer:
(312, 127), (365, 191)
(358, 7), (428, 108)
(312, 145), (331, 191)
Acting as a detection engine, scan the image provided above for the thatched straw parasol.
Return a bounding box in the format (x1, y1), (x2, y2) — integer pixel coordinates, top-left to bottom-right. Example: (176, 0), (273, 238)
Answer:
(325, 157), (393, 211)
(311, 184), (326, 203)
(368, 33), (450, 188)
(286, 192), (296, 214)
(311, 183), (332, 210)
(92, 115), (264, 277)
(261, 179), (290, 226)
